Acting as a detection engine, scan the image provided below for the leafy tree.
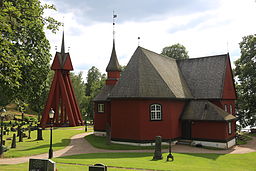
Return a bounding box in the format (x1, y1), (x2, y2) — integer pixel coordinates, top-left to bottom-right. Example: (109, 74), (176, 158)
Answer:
(0, 0), (61, 107)
(85, 66), (106, 119)
(161, 43), (189, 59)
(70, 72), (86, 113)
(234, 34), (256, 127)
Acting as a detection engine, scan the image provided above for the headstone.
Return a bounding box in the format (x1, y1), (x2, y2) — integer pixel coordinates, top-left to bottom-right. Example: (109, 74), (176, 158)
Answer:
(11, 134), (16, 148)
(29, 158), (56, 171)
(28, 126), (31, 139)
(37, 127), (43, 140)
(89, 163), (107, 171)
(19, 129), (23, 142)
(153, 136), (163, 160)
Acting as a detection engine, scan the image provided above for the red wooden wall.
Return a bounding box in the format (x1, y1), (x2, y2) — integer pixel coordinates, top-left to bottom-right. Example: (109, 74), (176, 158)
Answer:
(110, 99), (185, 141)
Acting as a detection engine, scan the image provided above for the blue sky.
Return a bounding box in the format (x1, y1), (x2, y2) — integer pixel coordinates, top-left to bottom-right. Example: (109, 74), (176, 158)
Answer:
(42, 0), (256, 80)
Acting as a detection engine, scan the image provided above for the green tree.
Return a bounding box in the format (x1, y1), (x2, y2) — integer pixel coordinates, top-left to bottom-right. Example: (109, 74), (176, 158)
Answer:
(234, 34), (256, 127)
(161, 43), (189, 59)
(0, 0), (61, 107)
(85, 66), (106, 119)
(70, 72), (86, 114)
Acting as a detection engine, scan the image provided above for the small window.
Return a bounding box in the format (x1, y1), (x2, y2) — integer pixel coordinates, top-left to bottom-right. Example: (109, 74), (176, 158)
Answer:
(228, 122), (232, 134)
(224, 104), (228, 112)
(150, 104), (162, 121)
(98, 104), (104, 113)
(230, 104), (232, 114)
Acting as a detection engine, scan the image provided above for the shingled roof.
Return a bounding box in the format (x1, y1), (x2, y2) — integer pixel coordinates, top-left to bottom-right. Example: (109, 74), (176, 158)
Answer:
(181, 100), (236, 121)
(109, 47), (193, 99)
(93, 85), (115, 101)
(106, 40), (122, 72)
(177, 54), (228, 99)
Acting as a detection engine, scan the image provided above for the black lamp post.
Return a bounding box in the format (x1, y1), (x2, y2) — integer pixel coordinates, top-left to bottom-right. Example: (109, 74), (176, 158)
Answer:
(0, 108), (6, 157)
(48, 108), (54, 159)
(85, 113), (88, 132)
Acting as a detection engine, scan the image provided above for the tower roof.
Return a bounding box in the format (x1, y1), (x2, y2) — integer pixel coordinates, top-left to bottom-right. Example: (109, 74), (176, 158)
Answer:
(51, 31), (73, 71)
(106, 40), (122, 72)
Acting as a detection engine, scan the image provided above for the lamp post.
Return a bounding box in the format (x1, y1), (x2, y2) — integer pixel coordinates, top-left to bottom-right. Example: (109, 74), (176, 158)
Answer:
(48, 108), (54, 159)
(85, 113), (88, 132)
(0, 108), (6, 157)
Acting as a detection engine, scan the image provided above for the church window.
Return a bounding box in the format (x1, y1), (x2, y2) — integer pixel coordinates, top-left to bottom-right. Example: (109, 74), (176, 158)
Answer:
(228, 122), (232, 134)
(224, 104), (228, 112)
(98, 104), (104, 113)
(150, 104), (162, 121)
(230, 104), (232, 114)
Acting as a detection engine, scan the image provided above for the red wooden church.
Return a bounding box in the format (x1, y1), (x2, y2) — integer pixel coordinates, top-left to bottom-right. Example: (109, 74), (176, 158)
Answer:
(40, 33), (83, 127)
(94, 41), (237, 149)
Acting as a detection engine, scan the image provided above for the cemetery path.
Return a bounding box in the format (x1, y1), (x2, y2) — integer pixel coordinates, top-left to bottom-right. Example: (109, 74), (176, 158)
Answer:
(0, 132), (255, 164)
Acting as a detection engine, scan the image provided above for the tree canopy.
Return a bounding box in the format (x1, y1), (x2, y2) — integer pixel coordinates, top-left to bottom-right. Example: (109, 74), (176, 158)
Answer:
(234, 34), (256, 128)
(161, 43), (189, 59)
(0, 0), (61, 107)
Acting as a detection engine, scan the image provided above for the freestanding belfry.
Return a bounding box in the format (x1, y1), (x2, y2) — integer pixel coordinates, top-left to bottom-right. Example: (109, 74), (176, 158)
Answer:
(40, 32), (83, 128)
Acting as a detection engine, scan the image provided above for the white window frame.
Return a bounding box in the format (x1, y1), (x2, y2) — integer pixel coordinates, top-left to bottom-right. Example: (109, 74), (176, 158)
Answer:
(228, 122), (232, 134)
(150, 104), (162, 121)
(230, 104), (232, 114)
(98, 104), (104, 113)
(224, 104), (228, 112)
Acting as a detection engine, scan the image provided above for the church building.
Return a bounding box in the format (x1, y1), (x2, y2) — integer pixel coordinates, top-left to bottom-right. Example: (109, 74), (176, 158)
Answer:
(93, 40), (237, 149)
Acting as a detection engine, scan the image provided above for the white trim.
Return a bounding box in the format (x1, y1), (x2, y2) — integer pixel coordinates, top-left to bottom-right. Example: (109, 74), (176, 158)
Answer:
(191, 138), (236, 149)
(94, 131), (106, 136)
(228, 122), (232, 134)
(110, 140), (177, 146)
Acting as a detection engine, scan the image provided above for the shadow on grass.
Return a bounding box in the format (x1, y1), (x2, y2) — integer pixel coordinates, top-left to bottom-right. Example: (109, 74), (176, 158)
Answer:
(18, 138), (70, 151)
(180, 152), (225, 160)
(58, 152), (153, 160)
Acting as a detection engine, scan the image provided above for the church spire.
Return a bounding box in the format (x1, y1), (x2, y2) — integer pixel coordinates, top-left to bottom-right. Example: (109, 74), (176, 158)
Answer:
(106, 40), (121, 72)
(61, 31), (65, 55)
(106, 11), (121, 72)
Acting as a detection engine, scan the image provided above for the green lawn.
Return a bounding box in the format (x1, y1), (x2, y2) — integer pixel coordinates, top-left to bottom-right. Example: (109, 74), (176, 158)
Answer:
(85, 134), (168, 150)
(3, 127), (85, 158)
(52, 152), (256, 171)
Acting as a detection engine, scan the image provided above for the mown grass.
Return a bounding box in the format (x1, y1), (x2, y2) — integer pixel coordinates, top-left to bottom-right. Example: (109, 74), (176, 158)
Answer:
(85, 134), (169, 150)
(3, 127), (85, 158)
(53, 152), (256, 171)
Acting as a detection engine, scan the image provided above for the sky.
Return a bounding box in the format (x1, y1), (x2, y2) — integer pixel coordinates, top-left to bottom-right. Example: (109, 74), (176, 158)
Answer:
(42, 0), (256, 81)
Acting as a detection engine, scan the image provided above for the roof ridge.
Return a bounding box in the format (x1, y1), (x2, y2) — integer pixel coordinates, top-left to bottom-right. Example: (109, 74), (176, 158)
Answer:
(178, 53), (228, 61)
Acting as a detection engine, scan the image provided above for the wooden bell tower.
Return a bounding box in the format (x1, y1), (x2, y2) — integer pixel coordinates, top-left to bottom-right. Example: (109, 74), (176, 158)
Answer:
(40, 32), (83, 127)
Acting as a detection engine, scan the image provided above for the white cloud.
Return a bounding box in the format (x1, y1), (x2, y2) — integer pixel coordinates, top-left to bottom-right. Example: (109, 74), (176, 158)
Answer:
(43, 0), (256, 81)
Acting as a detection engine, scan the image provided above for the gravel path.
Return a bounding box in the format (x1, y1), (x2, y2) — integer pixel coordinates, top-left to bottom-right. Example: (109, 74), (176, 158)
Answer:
(0, 132), (255, 165)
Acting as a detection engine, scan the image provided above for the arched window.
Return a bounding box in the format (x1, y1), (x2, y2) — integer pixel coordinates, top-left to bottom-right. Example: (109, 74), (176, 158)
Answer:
(150, 104), (162, 121)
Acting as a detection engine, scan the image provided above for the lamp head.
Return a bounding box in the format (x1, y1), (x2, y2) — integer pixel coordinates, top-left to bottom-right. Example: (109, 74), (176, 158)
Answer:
(49, 108), (55, 119)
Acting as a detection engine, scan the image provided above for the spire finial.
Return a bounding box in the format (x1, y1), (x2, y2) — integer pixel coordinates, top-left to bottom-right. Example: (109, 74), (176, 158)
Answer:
(113, 10), (117, 41)
(138, 37), (140, 46)
(61, 31), (65, 55)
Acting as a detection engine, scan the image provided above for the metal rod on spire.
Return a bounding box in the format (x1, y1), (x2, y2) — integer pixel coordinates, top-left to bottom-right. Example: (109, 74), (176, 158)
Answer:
(113, 10), (117, 41)
(138, 37), (141, 46)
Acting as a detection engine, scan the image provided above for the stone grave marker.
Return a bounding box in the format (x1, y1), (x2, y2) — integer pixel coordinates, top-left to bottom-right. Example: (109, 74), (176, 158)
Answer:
(29, 158), (56, 171)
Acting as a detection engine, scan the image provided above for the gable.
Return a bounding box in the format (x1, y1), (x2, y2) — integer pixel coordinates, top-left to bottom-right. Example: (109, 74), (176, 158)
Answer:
(222, 54), (237, 99)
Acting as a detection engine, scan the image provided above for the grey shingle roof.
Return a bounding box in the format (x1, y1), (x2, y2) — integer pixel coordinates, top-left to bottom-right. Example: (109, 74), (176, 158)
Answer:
(109, 47), (193, 99)
(106, 41), (122, 72)
(181, 100), (236, 121)
(177, 54), (227, 99)
(93, 85), (115, 101)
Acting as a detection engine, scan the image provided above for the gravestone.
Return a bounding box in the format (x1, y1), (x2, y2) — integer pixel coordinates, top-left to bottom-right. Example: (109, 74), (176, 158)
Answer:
(89, 163), (107, 171)
(153, 136), (163, 160)
(29, 158), (56, 171)
(37, 127), (43, 140)
(11, 134), (16, 148)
